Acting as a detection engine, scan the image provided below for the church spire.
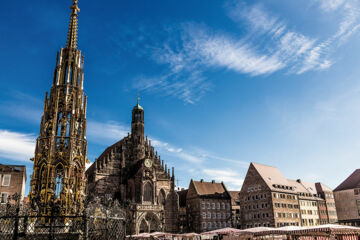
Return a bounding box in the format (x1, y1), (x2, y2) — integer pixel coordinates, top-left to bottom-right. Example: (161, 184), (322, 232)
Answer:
(66, 0), (80, 49)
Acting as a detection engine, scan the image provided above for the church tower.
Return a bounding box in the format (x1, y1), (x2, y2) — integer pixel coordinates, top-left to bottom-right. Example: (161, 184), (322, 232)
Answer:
(30, 0), (88, 215)
(131, 97), (145, 144)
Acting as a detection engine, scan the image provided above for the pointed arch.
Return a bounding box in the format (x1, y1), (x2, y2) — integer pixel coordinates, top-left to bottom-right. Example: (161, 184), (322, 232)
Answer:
(139, 219), (148, 233)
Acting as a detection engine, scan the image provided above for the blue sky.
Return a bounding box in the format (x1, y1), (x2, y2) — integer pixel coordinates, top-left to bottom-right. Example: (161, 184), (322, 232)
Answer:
(1, 0), (360, 194)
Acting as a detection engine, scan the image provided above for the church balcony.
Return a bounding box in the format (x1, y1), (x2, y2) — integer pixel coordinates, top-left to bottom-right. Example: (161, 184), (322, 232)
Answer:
(131, 203), (164, 212)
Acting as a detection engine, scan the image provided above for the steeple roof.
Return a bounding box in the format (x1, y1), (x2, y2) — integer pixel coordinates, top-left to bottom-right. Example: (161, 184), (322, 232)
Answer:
(133, 96), (143, 110)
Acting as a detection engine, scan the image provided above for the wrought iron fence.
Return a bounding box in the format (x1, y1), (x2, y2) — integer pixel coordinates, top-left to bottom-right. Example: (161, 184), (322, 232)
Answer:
(0, 194), (126, 240)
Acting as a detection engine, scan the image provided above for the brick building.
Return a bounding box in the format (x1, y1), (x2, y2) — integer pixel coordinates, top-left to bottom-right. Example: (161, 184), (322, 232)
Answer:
(334, 169), (360, 226)
(240, 163), (301, 228)
(0, 164), (26, 204)
(240, 163), (337, 229)
(186, 179), (232, 233)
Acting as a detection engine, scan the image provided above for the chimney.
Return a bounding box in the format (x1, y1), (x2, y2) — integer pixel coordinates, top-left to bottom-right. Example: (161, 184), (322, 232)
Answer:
(200, 179), (204, 183)
(296, 179), (301, 183)
(212, 180), (215, 184)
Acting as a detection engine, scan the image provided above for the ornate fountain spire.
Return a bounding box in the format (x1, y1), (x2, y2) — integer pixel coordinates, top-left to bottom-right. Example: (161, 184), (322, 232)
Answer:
(66, 0), (80, 49)
(30, 0), (88, 216)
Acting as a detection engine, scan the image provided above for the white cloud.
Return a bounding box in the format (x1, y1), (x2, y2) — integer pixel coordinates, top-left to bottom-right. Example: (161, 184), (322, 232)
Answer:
(317, 0), (345, 12)
(0, 130), (36, 162)
(203, 168), (244, 190)
(86, 120), (129, 145)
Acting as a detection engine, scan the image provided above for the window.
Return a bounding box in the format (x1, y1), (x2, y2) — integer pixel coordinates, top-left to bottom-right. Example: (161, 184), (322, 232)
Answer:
(212, 203), (215, 209)
(202, 222), (206, 229)
(0, 193), (8, 203)
(217, 213), (221, 219)
(217, 202), (220, 209)
(222, 202), (225, 209)
(202, 202), (205, 209)
(213, 222), (217, 229)
(143, 182), (153, 202)
(213, 213), (216, 219)
(207, 203), (211, 209)
(55, 167), (63, 199)
(202, 213), (206, 219)
(2, 175), (11, 186)
(208, 212), (211, 219)
(354, 189), (360, 195)
(208, 222), (211, 229)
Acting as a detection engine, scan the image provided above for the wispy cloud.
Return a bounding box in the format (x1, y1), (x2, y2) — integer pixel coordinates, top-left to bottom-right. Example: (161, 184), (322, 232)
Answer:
(0, 130), (36, 162)
(317, 0), (345, 12)
(203, 168), (244, 190)
(227, 3), (332, 74)
(86, 120), (129, 145)
(122, 1), (360, 103)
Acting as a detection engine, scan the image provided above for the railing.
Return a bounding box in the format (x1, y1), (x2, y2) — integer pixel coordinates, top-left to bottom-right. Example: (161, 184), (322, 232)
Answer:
(0, 194), (127, 240)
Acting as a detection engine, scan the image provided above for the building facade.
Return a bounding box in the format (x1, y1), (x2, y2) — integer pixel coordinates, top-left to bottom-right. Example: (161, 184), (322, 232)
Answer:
(314, 182), (338, 224)
(29, 0), (88, 216)
(186, 179), (232, 233)
(334, 169), (360, 226)
(289, 180), (321, 227)
(229, 191), (241, 228)
(240, 163), (338, 229)
(0, 164), (26, 204)
(240, 163), (301, 229)
(86, 101), (179, 234)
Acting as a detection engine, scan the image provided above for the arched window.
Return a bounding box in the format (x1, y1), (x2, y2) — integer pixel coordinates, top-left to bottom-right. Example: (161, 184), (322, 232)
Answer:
(55, 165), (64, 199)
(159, 189), (166, 205)
(143, 182), (153, 202)
(57, 113), (63, 136)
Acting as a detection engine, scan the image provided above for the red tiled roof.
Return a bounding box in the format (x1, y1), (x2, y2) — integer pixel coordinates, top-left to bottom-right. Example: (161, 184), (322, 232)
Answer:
(193, 180), (227, 196)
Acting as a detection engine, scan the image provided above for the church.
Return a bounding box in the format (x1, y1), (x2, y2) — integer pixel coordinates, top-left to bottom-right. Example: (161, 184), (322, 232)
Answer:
(86, 100), (179, 234)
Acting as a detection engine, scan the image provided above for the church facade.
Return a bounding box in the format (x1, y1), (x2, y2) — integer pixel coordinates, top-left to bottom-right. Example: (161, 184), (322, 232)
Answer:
(86, 101), (179, 234)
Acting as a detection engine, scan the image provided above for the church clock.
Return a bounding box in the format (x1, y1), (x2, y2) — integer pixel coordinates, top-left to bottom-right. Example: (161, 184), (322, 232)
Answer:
(144, 159), (152, 168)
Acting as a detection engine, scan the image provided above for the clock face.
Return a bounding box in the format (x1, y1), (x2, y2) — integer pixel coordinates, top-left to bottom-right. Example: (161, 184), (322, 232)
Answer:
(144, 159), (152, 168)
